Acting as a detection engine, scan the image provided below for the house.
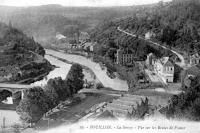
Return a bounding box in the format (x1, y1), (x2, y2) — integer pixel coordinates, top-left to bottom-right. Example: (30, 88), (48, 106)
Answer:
(153, 57), (174, 83)
(189, 53), (200, 66)
(56, 33), (66, 40)
(82, 42), (95, 52)
(145, 31), (156, 40)
(116, 49), (135, 66)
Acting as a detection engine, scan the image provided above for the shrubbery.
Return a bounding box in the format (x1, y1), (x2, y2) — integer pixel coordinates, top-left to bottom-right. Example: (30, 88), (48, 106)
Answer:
(16, 87), (50, 124)
(95, 82), (104, 89)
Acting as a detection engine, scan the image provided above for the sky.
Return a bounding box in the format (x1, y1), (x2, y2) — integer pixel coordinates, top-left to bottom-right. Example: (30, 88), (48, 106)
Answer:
(0, 0), (172, 7)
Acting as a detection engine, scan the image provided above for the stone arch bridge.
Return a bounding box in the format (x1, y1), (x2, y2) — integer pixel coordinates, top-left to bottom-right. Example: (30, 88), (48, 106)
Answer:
(0, 83), (34, 100)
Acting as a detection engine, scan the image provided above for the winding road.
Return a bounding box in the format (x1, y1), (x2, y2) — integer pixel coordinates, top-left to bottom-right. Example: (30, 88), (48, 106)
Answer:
(117, 27), (186, 68)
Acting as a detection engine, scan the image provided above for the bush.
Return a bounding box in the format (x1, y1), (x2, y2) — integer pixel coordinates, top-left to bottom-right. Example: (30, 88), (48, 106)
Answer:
(16, 87), (49, 124)
(95, 82), (104, 89)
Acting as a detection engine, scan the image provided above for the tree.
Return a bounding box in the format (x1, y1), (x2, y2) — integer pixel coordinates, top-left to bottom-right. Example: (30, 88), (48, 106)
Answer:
(0, 90), (12, 101)
(106, 48), (117, 62)
(45, 77), (71, 102)
(44, 84), (59, 109)
(66, 64), (84, 93)
(16, 87), (49, 125)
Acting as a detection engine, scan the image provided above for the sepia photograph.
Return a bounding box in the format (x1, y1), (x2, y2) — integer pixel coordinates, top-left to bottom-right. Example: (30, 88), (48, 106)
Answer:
(0, 0), (200, 132)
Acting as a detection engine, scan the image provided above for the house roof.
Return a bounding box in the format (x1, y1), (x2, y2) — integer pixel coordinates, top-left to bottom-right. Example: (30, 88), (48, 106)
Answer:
(160, 57), (174, 67)
(117, 48), (134, 54)
(56, 33), (66, 40)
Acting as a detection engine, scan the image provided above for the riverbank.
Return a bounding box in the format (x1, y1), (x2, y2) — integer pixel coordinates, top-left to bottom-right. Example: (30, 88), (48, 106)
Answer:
(1, 65), (55, 85)
(47, 54), (103, 89)
(45, 49), (129, 91)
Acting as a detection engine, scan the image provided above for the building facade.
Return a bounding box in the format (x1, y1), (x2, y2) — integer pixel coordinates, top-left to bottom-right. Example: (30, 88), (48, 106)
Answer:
(153, 57), (174, 83)
(189, 53), (200, 66)
(116, 49), (135, 65)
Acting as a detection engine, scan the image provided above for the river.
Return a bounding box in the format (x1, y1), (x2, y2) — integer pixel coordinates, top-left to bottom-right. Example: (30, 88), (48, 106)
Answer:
(31, 55), (72, 87)
(0, 49), (128, 126)
(46, 49), (128, 91)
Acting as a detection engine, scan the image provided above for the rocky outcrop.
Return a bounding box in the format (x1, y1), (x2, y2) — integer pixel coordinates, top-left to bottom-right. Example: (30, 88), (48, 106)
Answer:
(0, 22), (52, 83)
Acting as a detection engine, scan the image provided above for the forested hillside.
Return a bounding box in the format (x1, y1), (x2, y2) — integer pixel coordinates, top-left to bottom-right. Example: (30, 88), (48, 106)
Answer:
(91, 0), (200, 59)
(0, 22), (52, 82)
(119, 0), (200, 54)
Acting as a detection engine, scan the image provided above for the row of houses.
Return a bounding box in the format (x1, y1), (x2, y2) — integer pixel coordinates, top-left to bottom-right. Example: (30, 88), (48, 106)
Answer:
(146, 53), (200, 85)
(65, 42), (96, 52)
(114, 48), (175, 83)
(115, 48), (200, 85)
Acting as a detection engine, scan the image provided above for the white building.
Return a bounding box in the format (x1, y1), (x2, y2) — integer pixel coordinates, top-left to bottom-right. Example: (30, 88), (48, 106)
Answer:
(153, 57), (174, 83)
(145, 31), (155, 40)
(189, 53), (200, 66)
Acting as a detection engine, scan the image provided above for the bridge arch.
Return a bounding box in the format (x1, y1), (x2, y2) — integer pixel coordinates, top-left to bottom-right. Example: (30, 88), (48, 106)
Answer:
(0, 90), (12, 101)
(0, 88), (26, 103)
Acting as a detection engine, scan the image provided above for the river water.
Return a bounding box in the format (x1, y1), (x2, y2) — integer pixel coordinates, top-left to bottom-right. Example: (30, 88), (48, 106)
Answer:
(31, 55), (72, 87)
(46, 49), (128, 91)
(0, 49), (128, 126)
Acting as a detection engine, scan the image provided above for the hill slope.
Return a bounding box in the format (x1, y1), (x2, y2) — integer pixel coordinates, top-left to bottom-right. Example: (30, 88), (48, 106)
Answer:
(90, 0), (200, 60)
(118, 0), (200, 54)
(0, 5), (137, 45)
(0, 22), (52, 83)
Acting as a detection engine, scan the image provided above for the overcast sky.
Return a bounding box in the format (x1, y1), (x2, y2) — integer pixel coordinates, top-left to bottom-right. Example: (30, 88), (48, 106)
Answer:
(0, 0), (172, 7)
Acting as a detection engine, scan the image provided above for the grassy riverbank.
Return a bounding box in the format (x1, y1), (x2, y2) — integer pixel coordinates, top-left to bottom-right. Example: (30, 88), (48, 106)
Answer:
(35, 93), (116, 131)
